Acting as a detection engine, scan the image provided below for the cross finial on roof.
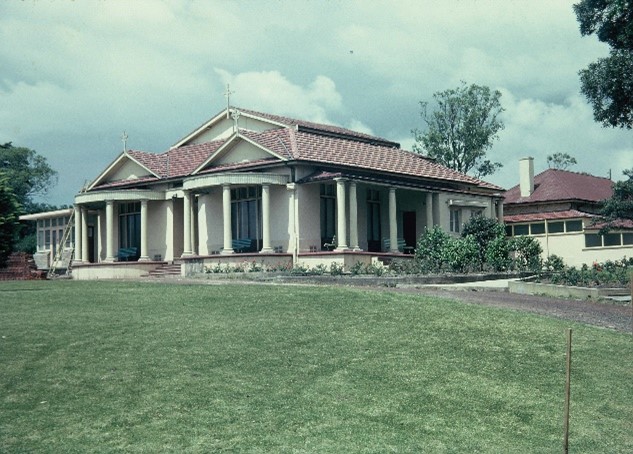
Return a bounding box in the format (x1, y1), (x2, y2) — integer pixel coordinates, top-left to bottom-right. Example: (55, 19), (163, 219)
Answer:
(231, 109), (241, 133)
(121, 131), (128, 152)
(223, 83), (234, 118)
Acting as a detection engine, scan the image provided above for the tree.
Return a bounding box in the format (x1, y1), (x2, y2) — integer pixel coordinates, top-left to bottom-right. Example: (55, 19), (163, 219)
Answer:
(574, 0), (633, 129)
(0, 175), (21, 267)
(412, 82), (505, 178)
(547, 153), (578, 170)
(0, 142), (58, 213)
(599, 167), (633, 232)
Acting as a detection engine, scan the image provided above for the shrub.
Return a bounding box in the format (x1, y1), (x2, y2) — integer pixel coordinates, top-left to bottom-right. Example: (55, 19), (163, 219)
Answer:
(485, 236), (512, 272)
(350, 261), (365, 276)
(389, 258), (420, 275)
(511, 236), (543, 272)
(329, 262), (344, 276)
(543, 254), (565, 272)
(444, 235), (478, 273)
(415, 226), (451, 273)
(462, 216), (506, 271)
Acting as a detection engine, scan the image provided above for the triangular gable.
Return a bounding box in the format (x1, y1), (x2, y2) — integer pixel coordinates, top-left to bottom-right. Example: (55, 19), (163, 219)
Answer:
(192, 133), (287, 174)
(172, 108), (288, 148)
(88, 152), (160, 191)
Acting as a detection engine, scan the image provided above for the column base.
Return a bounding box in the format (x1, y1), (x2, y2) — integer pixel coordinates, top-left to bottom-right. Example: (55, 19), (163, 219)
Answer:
(259, 248), (274, 254)
(180, 252), (194, 258)
(220, 249), (234, 255)
(334, 246), (349, 252)
(138, 256), (151, 262)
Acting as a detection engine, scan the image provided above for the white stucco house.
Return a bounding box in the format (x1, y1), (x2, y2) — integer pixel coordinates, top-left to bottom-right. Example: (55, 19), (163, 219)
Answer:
(504, 157), (633, 267)
(27, 107), (505, 279)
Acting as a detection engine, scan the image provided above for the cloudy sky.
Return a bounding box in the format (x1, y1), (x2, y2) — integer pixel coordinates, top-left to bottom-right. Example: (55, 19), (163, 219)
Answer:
(1, 0), (631, 206)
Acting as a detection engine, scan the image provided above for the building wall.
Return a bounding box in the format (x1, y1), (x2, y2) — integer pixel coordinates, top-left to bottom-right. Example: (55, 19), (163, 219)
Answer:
(534, 232), (633, 267)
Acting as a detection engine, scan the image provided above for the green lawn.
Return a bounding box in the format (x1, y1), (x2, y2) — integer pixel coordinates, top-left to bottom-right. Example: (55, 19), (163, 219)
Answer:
(1, 281), (631, 453)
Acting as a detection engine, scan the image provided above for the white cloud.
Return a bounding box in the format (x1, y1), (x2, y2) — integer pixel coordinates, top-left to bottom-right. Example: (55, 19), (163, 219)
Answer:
(215, 69), (342, 124)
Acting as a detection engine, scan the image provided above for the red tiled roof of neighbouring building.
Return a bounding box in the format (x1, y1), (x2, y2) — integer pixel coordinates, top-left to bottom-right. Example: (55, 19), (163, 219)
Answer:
(504, 209), (595, 223)
(504, 169), (614, 205)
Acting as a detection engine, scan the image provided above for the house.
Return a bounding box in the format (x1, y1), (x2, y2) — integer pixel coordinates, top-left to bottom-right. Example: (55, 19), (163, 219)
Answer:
(61, 106), (503, 279)
(504, 157), (633, 266)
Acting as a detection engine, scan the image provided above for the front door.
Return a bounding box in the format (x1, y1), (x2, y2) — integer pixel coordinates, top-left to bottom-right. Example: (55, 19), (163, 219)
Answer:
(403, 211), (416, 253)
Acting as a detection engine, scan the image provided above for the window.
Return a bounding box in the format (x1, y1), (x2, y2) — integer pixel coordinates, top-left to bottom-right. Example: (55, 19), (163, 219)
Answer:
(505, 225), (513, 236)
(320, 184), (336, 248)
(37, 216), (71, 252)
(119, 202), (141, 255)
(530, 223), (545, 235)
(548, 221), (564, 233)
(584, 234), (602, 248)
(231, 187), (262, 252)
(366, 189), (381, 252)
(566, 220), (583, 232)
(623, 233), (633, 245)
(449, 208), (461, 233)
(603, 233), (621, 247)
(514, 224), (529, 236)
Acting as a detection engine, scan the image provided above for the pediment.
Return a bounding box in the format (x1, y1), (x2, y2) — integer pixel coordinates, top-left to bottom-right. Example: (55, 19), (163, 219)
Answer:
(193, 134), (285, 174)
(88, 153), (159, 190)
(174, 109), (286, 148)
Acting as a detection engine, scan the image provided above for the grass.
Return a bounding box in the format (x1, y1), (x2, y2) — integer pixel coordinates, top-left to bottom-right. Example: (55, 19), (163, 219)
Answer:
(1, 280), (631, 453)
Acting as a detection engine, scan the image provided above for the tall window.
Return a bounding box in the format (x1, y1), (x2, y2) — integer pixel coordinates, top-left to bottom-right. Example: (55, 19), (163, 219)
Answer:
(366, 189), (381, 252)
(231, 186), (261, 252)
(449, 208), (461, 233)
(119, 202), (141, 254)
(320, 184), (336, 248)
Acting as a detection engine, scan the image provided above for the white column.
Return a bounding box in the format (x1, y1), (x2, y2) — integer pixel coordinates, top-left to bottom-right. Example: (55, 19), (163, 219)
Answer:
(165, 198), (174, 261)
(73, 205), (82, 263)
(389, 187), (398, 253)
(182, 191), (193, 257)
(81, 207), (89, 263)
(349, 181), (360, 250)
(426, 193), (434, 230)
(105, 200), (115, 262)
(260, 184), (273, 253)
(335, 178), (348, 250)
(222, 184), (234, 254)
(286, 183), (297, 261)
(96, 210), (102, 263)
(139, 200), (150, 261)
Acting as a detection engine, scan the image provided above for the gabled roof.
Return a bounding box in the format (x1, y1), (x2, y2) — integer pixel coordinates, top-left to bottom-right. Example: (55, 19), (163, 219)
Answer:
(86, 107), (502, 193)
(504, 169), (614, 205)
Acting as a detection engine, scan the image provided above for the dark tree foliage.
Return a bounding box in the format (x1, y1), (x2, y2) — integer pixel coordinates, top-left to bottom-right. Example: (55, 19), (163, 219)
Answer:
(0, 142), (58, 213)
(599, 168), (633, 232)
(412, 82), (504, 178)
(574, 0), (633, 128)
(0, 175), (21, 267)
(547, 152), (578, 170)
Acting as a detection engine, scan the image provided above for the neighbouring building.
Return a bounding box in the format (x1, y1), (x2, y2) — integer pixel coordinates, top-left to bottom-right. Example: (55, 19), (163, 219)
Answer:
(28, 106), (505, 279)
(504, 157), (633, 266)
(18, 208), (75, 272)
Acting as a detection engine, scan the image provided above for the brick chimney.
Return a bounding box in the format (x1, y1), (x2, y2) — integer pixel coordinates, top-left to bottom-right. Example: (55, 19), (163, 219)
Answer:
(519, 157), (534, 197)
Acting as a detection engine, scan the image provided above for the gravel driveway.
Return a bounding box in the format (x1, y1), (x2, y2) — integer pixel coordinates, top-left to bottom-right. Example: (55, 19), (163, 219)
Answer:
(381, 286), (632, 334)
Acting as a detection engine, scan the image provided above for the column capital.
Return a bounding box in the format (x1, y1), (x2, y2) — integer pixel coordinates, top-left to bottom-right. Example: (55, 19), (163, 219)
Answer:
(334, 177), (348, 183)
(286, 183), (296, 191)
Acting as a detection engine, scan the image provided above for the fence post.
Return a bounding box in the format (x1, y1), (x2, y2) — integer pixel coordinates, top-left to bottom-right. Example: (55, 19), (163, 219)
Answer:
(563, 328), (572, 454)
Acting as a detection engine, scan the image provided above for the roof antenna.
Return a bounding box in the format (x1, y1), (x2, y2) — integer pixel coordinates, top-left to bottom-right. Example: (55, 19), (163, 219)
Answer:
(121, 131), (128, 152)
(223, 83), (234, 119)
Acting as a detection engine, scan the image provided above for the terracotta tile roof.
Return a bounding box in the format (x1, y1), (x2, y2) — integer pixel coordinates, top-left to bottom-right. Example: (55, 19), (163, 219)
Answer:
(237, 107), (398, 146)
(504, 169), (614, 205)
(91, 108), (502, 193)
(504, 209), (595, 223)
(92, 175), (160, 190)
(291, 130), (502, 190)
